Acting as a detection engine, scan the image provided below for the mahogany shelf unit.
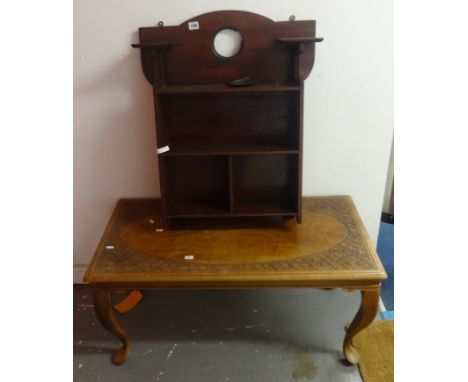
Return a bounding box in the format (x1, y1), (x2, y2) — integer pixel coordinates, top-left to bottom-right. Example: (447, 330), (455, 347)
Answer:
(132, 10), (322, 226)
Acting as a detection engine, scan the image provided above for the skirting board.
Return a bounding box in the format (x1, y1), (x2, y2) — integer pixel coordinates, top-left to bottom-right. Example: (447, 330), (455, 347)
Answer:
(74, 264), (88, 284)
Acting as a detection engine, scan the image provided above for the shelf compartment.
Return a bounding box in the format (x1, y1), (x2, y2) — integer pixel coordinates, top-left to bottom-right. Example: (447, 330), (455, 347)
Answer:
(157, 83), (299, 95)
(163, 156), (229, 216)
(162, 143), (299, 157)
(231, 154), (299, 215)
(159, 93), (299, 149)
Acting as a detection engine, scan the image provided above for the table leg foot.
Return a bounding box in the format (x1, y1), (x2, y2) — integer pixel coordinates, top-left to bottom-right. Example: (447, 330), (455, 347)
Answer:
(112, 345), (131, 366)
(343, 287), (380, 365)
(93, 287), (131, 365)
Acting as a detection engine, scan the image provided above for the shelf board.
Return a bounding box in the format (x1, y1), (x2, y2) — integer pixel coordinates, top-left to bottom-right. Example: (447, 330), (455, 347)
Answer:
(131, 42), (179, 49)
(161, 144), (299, 157)
(157, 83), (300, 95)
(166, 201), (297, 218)
(233, 200), (297, 216)
(166, 201), (229, 217)
(277, 37), (324, 43)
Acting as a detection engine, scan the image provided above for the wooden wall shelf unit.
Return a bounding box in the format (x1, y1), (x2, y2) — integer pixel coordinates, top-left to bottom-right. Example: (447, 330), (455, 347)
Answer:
(132, 10), (322, 226)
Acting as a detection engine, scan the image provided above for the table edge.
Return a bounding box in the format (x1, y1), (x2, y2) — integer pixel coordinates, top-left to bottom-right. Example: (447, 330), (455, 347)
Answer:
(344, 195), (387, 276)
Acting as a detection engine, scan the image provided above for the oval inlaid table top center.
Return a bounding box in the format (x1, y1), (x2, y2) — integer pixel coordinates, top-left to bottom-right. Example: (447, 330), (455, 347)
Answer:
(84, 196), (386, 287)
(120, 212), (347, 264)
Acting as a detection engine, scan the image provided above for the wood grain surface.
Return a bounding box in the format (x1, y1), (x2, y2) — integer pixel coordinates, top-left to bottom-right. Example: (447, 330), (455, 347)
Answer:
(84, 196), (386, 288)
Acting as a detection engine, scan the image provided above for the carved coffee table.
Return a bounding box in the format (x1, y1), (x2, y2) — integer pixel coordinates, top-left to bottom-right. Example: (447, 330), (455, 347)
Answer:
(84, 196), (387, 365)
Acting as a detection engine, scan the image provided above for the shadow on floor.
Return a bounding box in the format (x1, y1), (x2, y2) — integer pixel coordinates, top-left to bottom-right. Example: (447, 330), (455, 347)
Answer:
(74, 286), (364, 382)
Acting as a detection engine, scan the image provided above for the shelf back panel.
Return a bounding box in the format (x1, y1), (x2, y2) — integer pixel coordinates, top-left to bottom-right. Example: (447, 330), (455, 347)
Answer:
(232, 154), (299, 211)
(136, 11), (318, 85)
(164, 156), (229, 212)
(160, 93), (299, 148)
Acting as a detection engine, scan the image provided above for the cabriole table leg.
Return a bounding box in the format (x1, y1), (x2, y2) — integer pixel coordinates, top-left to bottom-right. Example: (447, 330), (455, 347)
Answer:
(93, 287), (131, 365)
(343, 286), (380, 364)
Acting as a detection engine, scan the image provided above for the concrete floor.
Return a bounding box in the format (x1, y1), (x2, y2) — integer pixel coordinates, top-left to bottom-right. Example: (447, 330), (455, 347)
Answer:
(74, 286), (364, 382)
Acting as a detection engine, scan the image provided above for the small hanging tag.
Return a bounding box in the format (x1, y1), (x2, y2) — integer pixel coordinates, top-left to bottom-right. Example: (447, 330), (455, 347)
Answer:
(113, 290), (143, 314)
(157, 145), (170, 154)
(184, 255), (194, 260)
(188, 21), (199, 30)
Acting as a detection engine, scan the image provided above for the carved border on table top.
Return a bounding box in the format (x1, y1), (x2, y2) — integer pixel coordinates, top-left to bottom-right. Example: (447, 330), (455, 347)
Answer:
(92, 197), (379, 274)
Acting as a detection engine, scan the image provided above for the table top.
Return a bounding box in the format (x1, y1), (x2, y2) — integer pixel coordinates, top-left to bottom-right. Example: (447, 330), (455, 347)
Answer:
(84, 196), (386, 288)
